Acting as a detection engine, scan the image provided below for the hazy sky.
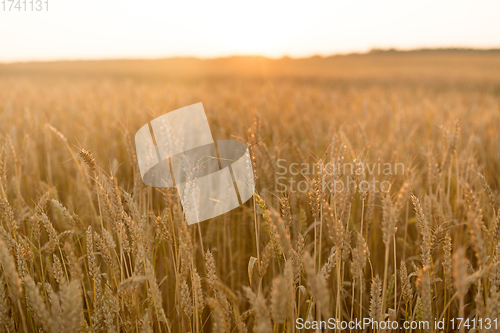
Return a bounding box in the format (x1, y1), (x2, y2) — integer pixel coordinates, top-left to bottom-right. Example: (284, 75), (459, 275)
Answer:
(1, 0), (499, 62)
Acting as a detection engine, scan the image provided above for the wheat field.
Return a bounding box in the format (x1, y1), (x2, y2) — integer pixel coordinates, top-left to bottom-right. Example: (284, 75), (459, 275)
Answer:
(0, 51), (500, 332)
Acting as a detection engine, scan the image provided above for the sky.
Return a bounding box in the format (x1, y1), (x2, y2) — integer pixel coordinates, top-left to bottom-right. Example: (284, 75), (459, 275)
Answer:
(0, 0), (499, 62)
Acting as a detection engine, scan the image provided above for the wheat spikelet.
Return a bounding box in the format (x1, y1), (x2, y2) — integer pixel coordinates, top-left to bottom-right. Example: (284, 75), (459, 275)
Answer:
(205, 250), (217, 288)
(144, 257), (166, 323)
(211, 280), (238, 306)
(109, 175), (124, 214)
(382, 193), (397, 246)
(417, 266), (432, 329)
(51, 199), (83, 231)
(270, 260), (294, 324)
(28, 213), (42, 242)
(94, 230), (119, 276)
(453, 248), (469, 298)
(491, 242), (500, 289)
(234, 308), (249, 333)
(467, 211), (487, 266)
(63, 241), (81, 281)
(339, 219), (351, 262)
(45, 123), (68, 143)
(45, 282), (62, 332)
(79, 148), (96, 173)
(102, 228), (118, 256)
(118, 275), (147, 293)
(141, 310), (153, 333)
(116, 213), (131, 254)
(351, 234), (368, 280)
(97, 180), (115, 222)
(477, 172), (496, 211)
(410, 194), (432, 267)
(255, 193), (283, 256)
(247, 118), (259, 185)
(385, 273), (395, 309)
(291, 232), (304, 284)
(192, 268), (204, 315)
(0, 238), (22, 299)
(400, 261), (413, 303)
(280, 195), (293, 229)
(322, 200), (337, 243)
(60, 279), (83, 332)
(207, 297), (227, 333)
(463, 183), (487, 266)
(438, 121), (459, 176)
(243, 287), (272, 333)
(443, 231), (453, 293)
(259, 241), (273, 277)
(180, 278), (193, 318)
(414, 296), (423, 322)
(204, 250), (232, 326)
(178, 221), (193, 263)
(86, 226), (104, 331)
(365, 188), (376, 225)
(394, 181), (410, 211)
(302, 251), (330, 317)
(52, 254), (65, 284)
(0, 275), (14, 332)
(488, 284), (499, 319)
(103, 284), (119, 332)
(308, 164), (322, 221)
(39, 212), (59, 254)
(86, 227), (100, 283)
(320, 246), (337, 281)
(24, 275), (51, 331)
(369, 275), (382, 321)
(270, 208), (292, 258)
(0, 195), (17, 235)
(0, 146), (5, 188)
(453, 247), (468, 331)
(15, 243), (28, 279)
(178, 242), (191, 282)
(154, 210), (172, 244)
(493, 213), (500, 243)
(474, 283), (485, 319)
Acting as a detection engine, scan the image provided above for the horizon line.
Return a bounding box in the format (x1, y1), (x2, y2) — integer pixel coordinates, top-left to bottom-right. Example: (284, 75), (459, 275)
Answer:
(2, 47), (500, 65)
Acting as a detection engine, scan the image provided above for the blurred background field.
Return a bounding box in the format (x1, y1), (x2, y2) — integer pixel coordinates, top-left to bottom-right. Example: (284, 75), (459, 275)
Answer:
(3, 50), (500, 81)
